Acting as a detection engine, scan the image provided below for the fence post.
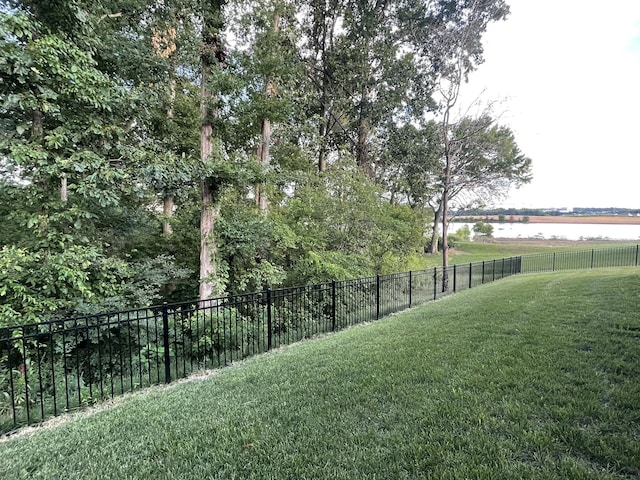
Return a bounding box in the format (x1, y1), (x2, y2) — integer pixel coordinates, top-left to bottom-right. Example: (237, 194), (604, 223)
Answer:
(636, 245), (639, 266)
(433, 267), (437, 300)
(492, 259), (496, 281)
(376, 274), (381, 320)
(453, 264), (457, 292)
(591, 249), (595, 268)
(552, 252), (556, 272)
(331, 280), (337, 331)
(266, 288), (273, 350)
(162, 302), (171, 384)
(482, 261), (485, 284)
(408, 271), (412, 308)
(469, 262), (473, 289)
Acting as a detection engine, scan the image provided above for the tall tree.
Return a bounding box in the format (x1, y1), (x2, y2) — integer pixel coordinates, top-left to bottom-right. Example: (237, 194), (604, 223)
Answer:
(434, 110), (532, 283)
(198, 0), (228, 301)
(0, 4), (156, 321)
(256, 12), (280, 214)
(415, 0), (514, 272)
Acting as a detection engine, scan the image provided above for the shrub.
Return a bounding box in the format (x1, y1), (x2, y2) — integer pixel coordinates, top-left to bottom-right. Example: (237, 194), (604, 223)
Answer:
(473, 221), (494, 238)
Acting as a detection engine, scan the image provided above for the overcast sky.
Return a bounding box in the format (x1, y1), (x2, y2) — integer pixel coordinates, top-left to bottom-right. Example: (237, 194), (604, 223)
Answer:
(459, 0), (640, 209)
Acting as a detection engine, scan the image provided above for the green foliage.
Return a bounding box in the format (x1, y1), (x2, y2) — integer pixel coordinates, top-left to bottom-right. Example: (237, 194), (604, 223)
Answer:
(218, 199), (291, 293)
(0, 0), (526, 319)
(448, 224), (471, 248)
(0, 245), (101, 325)
(0, 359), (27, 419)
(0, 244), (191, 326)
(473, 221), (494, 238)
(279, 160), (426, 282)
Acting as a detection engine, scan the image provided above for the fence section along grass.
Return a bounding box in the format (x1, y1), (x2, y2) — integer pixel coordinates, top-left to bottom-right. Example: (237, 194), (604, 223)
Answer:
(2, 244), (639, 434)
(521, 244), (640, 272)
(0, 257), (520, 434)
(1, 269), (638, 479)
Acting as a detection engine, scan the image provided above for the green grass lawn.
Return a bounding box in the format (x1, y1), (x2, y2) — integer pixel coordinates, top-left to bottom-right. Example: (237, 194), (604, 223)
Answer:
(1, 269), (639, 479)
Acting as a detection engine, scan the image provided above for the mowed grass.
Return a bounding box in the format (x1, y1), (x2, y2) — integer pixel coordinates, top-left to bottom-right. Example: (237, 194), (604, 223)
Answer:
(1, 269), (639, 479)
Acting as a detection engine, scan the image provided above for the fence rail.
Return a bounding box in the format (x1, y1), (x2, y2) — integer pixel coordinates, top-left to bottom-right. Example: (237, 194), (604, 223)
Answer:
(1, 245), (637, 434)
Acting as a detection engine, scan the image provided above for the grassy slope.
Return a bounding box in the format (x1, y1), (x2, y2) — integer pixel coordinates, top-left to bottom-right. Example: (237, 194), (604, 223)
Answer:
(1, 269), (639, 479)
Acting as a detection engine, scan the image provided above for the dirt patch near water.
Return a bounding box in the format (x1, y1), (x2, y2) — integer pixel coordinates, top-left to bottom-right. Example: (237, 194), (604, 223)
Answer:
(485, 237), (635, 247)
(475, 215), (640, 225)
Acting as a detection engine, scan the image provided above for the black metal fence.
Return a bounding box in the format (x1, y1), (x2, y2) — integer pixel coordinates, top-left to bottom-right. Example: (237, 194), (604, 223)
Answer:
(3, 245), (638, 434)
(521, 244), (640, 273)
(0, 257), (521, 434)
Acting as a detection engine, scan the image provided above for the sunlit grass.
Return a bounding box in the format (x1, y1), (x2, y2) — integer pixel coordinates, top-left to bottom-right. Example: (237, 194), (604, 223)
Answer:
(1, 269), (639, 479)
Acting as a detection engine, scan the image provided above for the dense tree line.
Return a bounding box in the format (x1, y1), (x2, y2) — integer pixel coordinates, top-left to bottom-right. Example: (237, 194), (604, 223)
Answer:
(0, 0), (531, 326)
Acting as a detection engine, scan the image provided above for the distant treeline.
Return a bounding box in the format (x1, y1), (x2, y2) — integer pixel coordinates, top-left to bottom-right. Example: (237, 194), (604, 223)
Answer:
(456, 207), (640, 216)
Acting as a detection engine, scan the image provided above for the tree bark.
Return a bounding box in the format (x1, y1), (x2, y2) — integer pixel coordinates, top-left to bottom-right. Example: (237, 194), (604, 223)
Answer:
(356, 74), (373, 178)
(162, 194), (174, 235)
(199, 180), (219, 301)
(198, 2), (227, 301)
(316, 6), (336, 173)
(441, 181), (450, 292)
(441, 98), (455, 291)
(256, 14), (280, 214)
(60, 173), (68, 203)
(356, 115), (370, 175)
(199, 60), (219, 301)
(318, 137), (328, 172)
(427, 200), (443, 254)
(257, 116), (271, 213)
(162, 74), (176, 236)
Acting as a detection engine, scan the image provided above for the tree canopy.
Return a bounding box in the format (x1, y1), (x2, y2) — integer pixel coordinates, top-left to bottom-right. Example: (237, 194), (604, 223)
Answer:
(0, 0), (530, 326)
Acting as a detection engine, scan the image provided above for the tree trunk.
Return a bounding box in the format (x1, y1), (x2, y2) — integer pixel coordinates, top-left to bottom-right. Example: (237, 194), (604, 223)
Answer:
(199, 62), (219, 301)
(162, 74), (176, 236)
(427, 200), (443, 254)
(256, 14), (280, 213)
(198, 2), (227, 301)
(32, 109), (43, 139)
(356, 115), (370, 175)
(257, 116), (271, 213)
(199, 180), (220, 301)
(316, 7), (336, 173)
(60, 173), (68, 203)
(441, 185), (450, 292)
(441, 109), (454, 291)
(356, 75), (373, 177)
(162, 194), (174, 235)
(318, 123), (328, 173)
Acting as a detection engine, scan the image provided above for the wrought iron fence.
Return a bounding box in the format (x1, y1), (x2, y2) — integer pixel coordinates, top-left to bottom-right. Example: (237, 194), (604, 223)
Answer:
(521, 244), (640, 273)
(0, 257), (522, 433)
(3, 244), (637, 434)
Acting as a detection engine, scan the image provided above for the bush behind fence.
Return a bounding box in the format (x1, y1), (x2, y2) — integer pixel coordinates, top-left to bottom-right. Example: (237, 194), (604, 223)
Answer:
(1, 245), (637, 434)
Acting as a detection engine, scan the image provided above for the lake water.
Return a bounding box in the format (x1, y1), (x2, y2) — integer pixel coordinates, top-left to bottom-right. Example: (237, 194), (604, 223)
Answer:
(451, 222), (640, 241)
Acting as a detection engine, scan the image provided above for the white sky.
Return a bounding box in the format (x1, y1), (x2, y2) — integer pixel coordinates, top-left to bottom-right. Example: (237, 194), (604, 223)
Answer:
(459, 0), (640, 209)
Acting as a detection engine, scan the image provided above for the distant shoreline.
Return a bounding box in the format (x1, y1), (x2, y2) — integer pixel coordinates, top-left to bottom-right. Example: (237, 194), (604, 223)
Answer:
(455, 215), (640, 225)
